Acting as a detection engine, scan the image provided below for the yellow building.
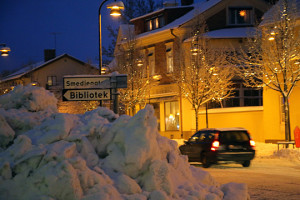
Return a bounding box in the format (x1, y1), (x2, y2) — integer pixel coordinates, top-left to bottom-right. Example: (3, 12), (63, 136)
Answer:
(114, 0), (300, 142)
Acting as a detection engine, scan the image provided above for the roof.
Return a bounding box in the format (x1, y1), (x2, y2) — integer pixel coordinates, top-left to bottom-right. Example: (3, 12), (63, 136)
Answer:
(134, 0), (222, 40)
(117, 24), (135, 42)
(0, 54), (91, 83)
(260, 0), (300, 26)
(198, 127), (248, 132)
(130, 5), (193, 22)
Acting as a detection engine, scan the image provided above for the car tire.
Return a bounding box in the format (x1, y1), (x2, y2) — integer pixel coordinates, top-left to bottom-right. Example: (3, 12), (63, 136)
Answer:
(201, 152), (211, 168)
(242, 160), (251, 167)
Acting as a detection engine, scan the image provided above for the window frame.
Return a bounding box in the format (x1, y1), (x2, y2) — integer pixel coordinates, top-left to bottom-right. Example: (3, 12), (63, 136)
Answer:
(227, 7), (254, 26)
(145, 15), (164, 32)
(148, 47), (155, 76)
(165, 42), (174, 73)
(208, 82), (263, 109)
(47, 76), (57, 86)
(164, 101), (180, 131)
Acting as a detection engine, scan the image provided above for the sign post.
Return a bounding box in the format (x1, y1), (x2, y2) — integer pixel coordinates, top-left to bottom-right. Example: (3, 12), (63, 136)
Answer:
(63, 74), (127, 114)
(294, 126), (300, 148)
(62, 89), (111, 101)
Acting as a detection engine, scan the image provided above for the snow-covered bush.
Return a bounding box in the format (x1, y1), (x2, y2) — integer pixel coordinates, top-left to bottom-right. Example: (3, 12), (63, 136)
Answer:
(0, 86), (249, 200)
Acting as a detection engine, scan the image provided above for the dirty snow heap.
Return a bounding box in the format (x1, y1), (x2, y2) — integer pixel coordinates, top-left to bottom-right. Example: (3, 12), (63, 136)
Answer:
(0, 85), (249, 200)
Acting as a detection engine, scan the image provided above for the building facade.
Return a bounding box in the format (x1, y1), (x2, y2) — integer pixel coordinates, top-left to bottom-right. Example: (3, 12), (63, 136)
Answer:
(114, 0), (300, 142)
(0, 53), (99, 114)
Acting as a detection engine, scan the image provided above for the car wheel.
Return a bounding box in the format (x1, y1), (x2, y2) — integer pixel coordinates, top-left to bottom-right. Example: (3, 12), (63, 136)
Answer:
(201, 152), (211, 168)
(242, 160), (251, 167)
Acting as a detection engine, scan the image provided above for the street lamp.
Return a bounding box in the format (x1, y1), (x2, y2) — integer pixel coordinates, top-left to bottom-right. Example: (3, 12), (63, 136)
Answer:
(0, 44), (11, 57)
(98, 0), (124, 75)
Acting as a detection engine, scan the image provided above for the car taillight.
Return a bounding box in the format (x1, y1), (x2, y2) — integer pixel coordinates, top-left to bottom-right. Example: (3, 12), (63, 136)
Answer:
(250, 140), (255, 147)
(211, 140), (220, 151)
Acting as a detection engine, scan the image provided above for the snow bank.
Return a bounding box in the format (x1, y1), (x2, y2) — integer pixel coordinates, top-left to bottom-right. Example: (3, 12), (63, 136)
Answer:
(0, 86), (249, 200)
(253, 142), (300, 162)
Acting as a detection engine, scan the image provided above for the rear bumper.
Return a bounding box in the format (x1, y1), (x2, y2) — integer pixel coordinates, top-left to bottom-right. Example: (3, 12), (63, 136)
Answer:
(208, 151), (255, 162)
(217, 151), (255, 161)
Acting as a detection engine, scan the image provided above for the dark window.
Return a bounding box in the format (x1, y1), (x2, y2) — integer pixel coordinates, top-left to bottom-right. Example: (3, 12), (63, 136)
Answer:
(243, 87), (263, 106)
(219, 131), (250, 143)
(159, 16), (165, 27)
(208, 82), (262, 108)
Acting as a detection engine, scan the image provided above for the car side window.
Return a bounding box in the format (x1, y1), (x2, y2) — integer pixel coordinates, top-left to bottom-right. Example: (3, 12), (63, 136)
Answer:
(189, 132), (200, 142)
(205, 133), (215, 142)
(199, 133), (206, 141)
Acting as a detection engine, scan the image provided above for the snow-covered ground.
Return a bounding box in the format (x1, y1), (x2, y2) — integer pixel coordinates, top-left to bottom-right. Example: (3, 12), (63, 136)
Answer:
(174, 135), (300, 200)
(0, 85), (251, 200)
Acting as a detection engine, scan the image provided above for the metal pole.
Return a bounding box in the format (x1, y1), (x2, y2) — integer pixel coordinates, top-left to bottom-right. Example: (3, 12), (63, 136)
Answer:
(98, 0), (109, 107)
(98, 0), (109, 75)
(206, 103), (208, 128)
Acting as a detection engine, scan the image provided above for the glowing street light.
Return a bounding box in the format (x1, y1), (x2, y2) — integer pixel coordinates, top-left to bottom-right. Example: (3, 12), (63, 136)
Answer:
(98, 0), (124, 75)
(0, 44), (11, 57)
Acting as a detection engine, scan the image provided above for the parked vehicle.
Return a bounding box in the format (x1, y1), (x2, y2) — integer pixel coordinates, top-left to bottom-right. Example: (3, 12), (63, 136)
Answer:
(179, 128), (255, 168)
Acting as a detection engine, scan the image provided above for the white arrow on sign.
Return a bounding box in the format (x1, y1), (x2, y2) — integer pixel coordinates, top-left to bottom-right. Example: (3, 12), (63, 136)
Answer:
(63, 89), (111, 101)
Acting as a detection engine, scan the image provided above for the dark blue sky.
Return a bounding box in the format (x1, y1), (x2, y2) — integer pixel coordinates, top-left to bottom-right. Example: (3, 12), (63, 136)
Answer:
(0, 0), (124, 72)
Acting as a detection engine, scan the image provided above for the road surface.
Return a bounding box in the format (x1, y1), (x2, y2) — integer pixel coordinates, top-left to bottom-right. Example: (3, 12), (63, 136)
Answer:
(194, 158), (300, 200)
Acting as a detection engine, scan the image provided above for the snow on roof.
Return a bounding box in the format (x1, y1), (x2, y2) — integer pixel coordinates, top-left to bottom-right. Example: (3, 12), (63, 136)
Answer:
(260, 0), (300, 26)
(0, 54), (86, 83)
(0, 61), (44, 82)
(135, 0), (222, 40)
(183, 27), (257, 42)
(130, 5), (192, 22)
(118, 24), (135, 40)
(204, 27), (257, 38)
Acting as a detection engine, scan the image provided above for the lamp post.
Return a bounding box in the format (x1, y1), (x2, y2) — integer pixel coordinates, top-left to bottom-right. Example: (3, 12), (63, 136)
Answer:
(98, 0), (124, 75)
(0, 44), (11, 57)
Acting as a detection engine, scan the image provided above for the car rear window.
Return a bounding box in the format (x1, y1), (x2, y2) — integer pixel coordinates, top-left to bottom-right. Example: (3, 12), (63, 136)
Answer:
(219, 131), (250, 143)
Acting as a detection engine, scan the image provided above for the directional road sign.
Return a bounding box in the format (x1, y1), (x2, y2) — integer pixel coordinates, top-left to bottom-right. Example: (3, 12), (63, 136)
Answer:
(63, 76), (111, 89)
(62, 89), (111, 101)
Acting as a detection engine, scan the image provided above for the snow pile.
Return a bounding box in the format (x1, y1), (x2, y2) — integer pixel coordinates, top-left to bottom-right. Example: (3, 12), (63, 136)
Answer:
(0, 85), (57, 112)
(271, 148), (300, 162)
(254, 142), (300, 162)
(0, 85), (249, 200)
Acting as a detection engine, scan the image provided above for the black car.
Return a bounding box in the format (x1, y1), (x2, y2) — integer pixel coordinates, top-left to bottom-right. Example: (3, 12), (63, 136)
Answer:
(179, 128), (255, 168)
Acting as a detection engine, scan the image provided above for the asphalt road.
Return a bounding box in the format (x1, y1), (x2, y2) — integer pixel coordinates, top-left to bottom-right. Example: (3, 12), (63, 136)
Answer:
(193, 158), (300, 200)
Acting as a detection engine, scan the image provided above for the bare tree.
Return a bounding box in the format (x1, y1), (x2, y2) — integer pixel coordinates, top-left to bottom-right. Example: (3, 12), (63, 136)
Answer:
(176, 17), (235, 131)
(238, 0), (300, 141)
(116, 26), (149, 115)
(103, 0), (163, 64)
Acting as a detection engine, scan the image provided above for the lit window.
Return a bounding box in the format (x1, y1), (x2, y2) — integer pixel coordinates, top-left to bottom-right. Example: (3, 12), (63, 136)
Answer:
(229, 7), (253, 25)
(165, 101), (180, 131)
(165, 42), (174, 73)
(147, 19), (153, 31)
(146, 15), (164, 32)
(154, 18), (159, 29)
(148, 48), (155, 76)
(47, 76), (57, 86)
